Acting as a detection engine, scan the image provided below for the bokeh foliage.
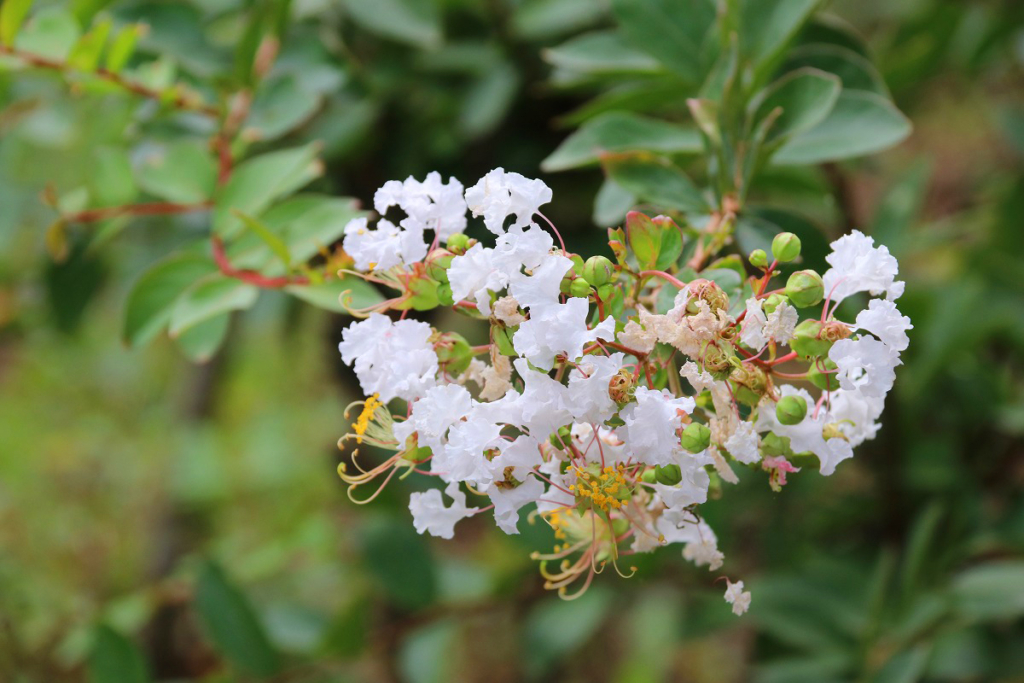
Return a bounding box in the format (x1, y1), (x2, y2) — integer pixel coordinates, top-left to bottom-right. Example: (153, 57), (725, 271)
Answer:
(0, 0), (1022, 681)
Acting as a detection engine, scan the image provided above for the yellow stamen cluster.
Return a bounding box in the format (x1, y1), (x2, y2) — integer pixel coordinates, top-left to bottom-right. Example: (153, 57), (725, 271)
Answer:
(353, 393), (383, 444)
(569, 464), (629, 511)
(546, 509), (568, 541)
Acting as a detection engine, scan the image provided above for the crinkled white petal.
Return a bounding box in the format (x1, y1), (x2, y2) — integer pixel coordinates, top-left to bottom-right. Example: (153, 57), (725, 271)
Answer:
(338, 314), (437, 402)
(465, 168), (552, 235)
(566, 353), (625, 424)
(512, 297), (615, 371)
(393, 384), (473, 454)
(855, 299), (912, 353)
(822, 230), (904, 304)
(756, 386), (854, 476)
(409, 481), (479, 540)
(619, 387), (695, 467)
(829, 337), (901, 399)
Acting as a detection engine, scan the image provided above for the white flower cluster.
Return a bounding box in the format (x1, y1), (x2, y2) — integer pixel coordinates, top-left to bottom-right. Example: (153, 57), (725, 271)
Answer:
(336, 171), (910, 610)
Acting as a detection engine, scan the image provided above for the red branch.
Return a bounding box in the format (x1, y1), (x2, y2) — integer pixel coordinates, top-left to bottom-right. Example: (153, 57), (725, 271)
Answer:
(211, 236), (309, 289)
(0, 45), (220, 117)
(64, 200), (212, 223)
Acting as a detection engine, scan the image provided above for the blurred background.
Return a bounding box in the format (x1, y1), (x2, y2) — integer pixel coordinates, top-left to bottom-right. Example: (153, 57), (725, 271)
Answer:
(1, 0), (1023, 681)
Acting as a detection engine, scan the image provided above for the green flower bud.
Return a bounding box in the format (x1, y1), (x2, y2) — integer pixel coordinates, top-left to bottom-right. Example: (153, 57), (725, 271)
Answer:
(749, 249), (769, 268)
(680, 422), (711, 453)
(809, 358), (840, 391)
(776, 395), (808, 425)
(447, 233), (469, 254)
(785, 270), (824, 308)
(570, 277), (592, 299)
(549, 425), (573, 450)
(686, 279), (730, 314)
(559, 274), (573, 295)
(790, 319), (831, 359)
(640, 468), (657, 484)
(425, 248), (453, 283)
(434, 332), (473, 375)
(437, 282), (454, 307)
(763, 293), (788, 315)
(729, 363), (769, 407)
(772, 232), (802, 263)
(654, 464), (682, 485)
(583, 255), (615, 287)
(760, 432), (792, 457)
(700, 341), (736, 379)
(493, 323), (518, 356)
(396, 276), (440, 311)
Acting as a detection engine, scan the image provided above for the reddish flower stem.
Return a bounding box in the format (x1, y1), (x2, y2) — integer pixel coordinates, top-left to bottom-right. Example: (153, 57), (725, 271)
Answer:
(65, 200), (212, 223)
(211, 236), (309, 288)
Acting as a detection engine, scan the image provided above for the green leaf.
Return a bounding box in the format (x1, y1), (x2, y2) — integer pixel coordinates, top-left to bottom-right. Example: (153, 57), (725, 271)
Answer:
(543, 112), (701, 172)
(137, 141), (218, 205)
(195, 560), (281, 677)
(511, 0), (606, 41)
(459, 61), (519, 139)
(951, 561), (1024, 621)
(247, 75), (322, 141)
(604, 156), (708, 213)
(785, 43), (889, 95)
(175, 313), (229, 363)
(123, 253), (217, 347)
(652, 215), (683, 270)
(67, 17), (111, 71)
(523, 586), (613, 679)
(0, 0), (33, 47)
(751, 67), (841, 143)
(169, 276), (259, 337)
(285, 277), (383, 313)
(340, 0), (441, 49)
(610, 0), (716, 82)
(359, 514), (437, 611)
(872, 645), (931, 683)
(104, 24), (140, 73)
(593, 178), (635, 226)
(543, 31), (662, 76)
(89, 146), (137, 208)
(13, 7), (79, 59)
(772, 91), (912, 165)
(741, 0), (820, 77)
(213, 143), (323, 239)
(234, 210), (291, 268)
(88, 624), (150, 683)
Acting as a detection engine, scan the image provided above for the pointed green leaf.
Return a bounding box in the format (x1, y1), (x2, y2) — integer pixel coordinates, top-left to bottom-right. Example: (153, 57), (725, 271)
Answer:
(543, 30), (662, 76)
(67, 17), (111, 71)
(169, 275), (259, 337)
(0, 0), (33, 47)
(543, 112), (701, 172)
(88, 624), (150, 683)
(785, 43), (889, 95)
(104, 23), (142, 73)
(123, 253), (217, 347)
(772, 91), (912, 165)
(213, 143), (324, 239)
(233, 210), (291, 269)
(751, 68), (842, 143)
(195, 560), (281, 677)
(604, 156), (708, 213)
(340, 0), (441, 49)
(137, 141), (218, 205)
(285, 277), (383, 313)
(175, 313), (229, 363)
(610, 0), (716, 82)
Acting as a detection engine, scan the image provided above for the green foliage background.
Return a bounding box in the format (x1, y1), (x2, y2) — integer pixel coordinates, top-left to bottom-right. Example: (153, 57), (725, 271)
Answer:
(0, 0), (1023, 681)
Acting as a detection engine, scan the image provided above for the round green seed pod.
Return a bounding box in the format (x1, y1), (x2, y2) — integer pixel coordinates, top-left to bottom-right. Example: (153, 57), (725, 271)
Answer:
(680, 422), (711, 453)
(771, 232), (802, 263)
(569, 277), (592, 299)
(776, 395), (808, 425)
(785, 270), (824, 308)
(583, 255), (615, 287)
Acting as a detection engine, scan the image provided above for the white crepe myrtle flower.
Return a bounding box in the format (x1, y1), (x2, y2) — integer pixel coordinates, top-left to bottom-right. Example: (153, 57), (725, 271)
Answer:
(828, 389), (884, 447)
(342, 217), (427, 272)
(489, 476), (545, 534)
(335, 170), (910, 604)
(723, 420), (761, 465)
(740, 297), (769, 350)
(513, 297), (615, 371)
(757, 387), (854, 476)
(508, 253), (572, 312)
(566, 353), (625, 424)
(512, 359), (574, 439)
(465, 168), (552, 234)
(855, 299), (913, 353)
(724, 580), (752, 616)
(374, 172), (468, 239)
(338, 313), (437, 402)
(822, 230), (905, 304)
(619, 387), (696, 466)
(741, 297), (798, 351)
(448, 243), (508, 315)
(393, 384), (473, 454)
(829, 337), (901, 399)
(409, 481), (479, 540)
